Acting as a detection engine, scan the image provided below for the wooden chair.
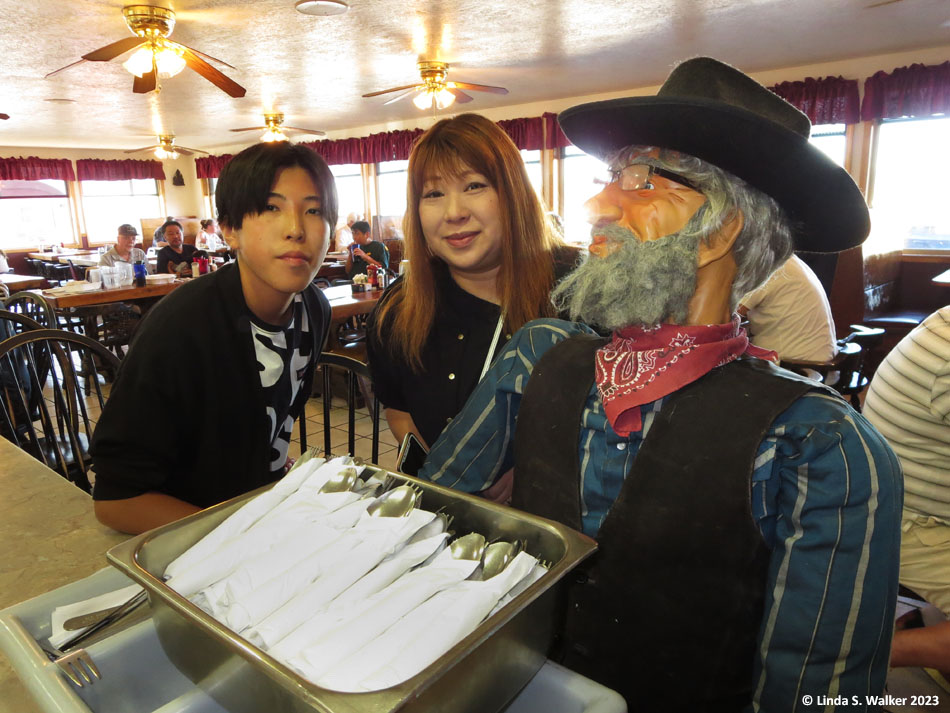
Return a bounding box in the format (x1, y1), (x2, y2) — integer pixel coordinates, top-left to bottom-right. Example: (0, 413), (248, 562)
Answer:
(0, 329), (121, 492)
(1, 292), (58, 329)
(302, 351), (380, 463)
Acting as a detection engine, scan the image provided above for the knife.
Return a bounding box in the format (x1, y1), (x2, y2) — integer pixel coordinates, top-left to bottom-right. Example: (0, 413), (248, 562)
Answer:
(63, 605), (124, 631)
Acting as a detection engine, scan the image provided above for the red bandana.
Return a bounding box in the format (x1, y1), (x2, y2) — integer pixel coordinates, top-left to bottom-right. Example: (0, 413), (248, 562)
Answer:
(595, 316), (777, 436)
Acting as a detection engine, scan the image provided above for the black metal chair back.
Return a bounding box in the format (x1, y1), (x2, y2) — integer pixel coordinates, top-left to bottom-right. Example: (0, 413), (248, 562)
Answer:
(303, 351), (380, 463)
(1, 292), (58, 329)
(0, 328), (121, 492)
(0, 309), (44, 336)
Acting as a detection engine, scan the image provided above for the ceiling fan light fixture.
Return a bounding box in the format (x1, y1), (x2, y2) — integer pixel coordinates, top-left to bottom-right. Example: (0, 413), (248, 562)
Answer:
(154, 146), (179, 160)
(122, 46), (155, 77)
(261, 127), (288, 142)
(154, 45), (186, 78)
(294, 0), (349, 16)
(412, 86), (456, 111)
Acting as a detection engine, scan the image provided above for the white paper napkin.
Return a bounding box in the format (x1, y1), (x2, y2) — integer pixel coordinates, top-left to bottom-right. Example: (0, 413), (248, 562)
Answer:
(164, 455), (327, 579)
(286, 550), (479, 680)
(244, 509), (437, 650)
(267, 533), (448, 660)
(49, 584), (143, 649)
(319, 551), (539, 692)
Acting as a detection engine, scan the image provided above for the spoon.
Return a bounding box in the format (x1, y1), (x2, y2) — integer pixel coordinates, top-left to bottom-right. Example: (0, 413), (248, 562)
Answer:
(481, 540), (523, 580)
(448, 532), (487, 562)
(407, 511), (451, 543)
(366, 484), (418, 517)
(319, 466), (360, 494)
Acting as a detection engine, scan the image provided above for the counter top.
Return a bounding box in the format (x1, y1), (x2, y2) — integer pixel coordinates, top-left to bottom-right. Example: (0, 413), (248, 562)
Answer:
(0, 439), (128, 713)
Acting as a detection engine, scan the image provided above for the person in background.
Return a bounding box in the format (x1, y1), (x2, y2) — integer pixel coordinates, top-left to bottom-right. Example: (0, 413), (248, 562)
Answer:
(155, 220), (198, 276)
(417, 58), (901, 709)
(737, 253), (838, 361)
(90, 141), (335, 535)
(367, 113), (580, 450)
(864, 306), (950, 677)
(345, 220), (389, 278)
(334, 212), (359, 252)
(153, 215), (175, 248)
(196, 218), (225, 252)
(99, 223), (147, 269)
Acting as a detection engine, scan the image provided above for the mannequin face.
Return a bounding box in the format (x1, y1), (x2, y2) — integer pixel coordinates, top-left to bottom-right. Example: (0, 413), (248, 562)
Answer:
(584, 150), (706, 258)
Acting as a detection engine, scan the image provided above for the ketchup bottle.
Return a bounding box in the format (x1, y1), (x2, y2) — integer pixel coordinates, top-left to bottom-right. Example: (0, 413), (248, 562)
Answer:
(367, 264), (378, 289)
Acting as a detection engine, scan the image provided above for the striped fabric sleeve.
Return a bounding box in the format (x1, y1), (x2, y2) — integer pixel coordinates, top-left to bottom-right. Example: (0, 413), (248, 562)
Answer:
(419, 319), (596, 492)
(751, 392), (903, 712)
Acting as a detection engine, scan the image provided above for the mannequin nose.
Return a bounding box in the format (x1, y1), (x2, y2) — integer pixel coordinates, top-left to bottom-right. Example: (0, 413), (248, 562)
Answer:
(585, 186), (623, 226)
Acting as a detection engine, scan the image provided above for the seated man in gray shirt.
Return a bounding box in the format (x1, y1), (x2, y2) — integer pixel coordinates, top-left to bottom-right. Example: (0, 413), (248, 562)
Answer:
(99, 223), (147, 269)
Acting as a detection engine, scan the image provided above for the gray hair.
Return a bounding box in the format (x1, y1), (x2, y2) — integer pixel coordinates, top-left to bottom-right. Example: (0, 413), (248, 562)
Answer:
(607, 146), (795, 308)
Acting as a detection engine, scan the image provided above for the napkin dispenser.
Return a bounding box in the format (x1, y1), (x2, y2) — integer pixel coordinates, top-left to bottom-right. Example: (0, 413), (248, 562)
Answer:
(107, 467), (597, 713)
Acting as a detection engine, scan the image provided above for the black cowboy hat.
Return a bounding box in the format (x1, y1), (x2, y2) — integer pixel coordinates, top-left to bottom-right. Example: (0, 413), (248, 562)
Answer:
(558, 57), (869, 253)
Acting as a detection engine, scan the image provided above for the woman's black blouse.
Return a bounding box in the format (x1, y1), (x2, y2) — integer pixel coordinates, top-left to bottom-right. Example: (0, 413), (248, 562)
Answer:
(366, 247), (581, 448)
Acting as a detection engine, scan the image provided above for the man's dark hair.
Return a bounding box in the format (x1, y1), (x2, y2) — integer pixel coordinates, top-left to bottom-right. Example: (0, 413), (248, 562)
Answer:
(351, 220), (371, 235)
(160, 219), (183, 234)
(215, 142), (338, 232)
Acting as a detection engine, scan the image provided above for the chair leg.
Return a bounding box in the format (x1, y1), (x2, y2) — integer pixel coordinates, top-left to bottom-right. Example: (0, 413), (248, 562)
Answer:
(346, 371), (356, 457)
(323, 365), (332, 457)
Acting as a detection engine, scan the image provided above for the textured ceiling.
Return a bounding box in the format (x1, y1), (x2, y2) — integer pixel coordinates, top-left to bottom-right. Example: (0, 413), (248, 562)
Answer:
(0, 0), (947, 152)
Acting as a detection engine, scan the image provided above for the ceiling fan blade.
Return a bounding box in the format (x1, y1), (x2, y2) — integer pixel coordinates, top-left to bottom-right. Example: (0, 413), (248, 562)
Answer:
(176, 146), (210, 155)
(363, 83), (422, 98)
(173, 148), (194, 156)
(867, 0), (903, 6)
(229, 126), (269, 132)
(133, 68), (157, 94)
(124, 145), (160, 153)
(447, 88), (474, 104)
(167, 41), (236, 70)
(45, 58), (88, 78)
(181, 47), (246, 98)
(382, 88), (419, 106)
(0, 113), (10, 120)
(283, 126), (327, 136)
(449, 81), (509, 95)
(83, 37), (147, 62)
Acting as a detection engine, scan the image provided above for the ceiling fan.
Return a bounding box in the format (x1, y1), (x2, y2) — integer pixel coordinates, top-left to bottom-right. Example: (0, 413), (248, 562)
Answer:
(45, 5), (246, 98)
(0, 114), (8, 120)
(124, 135), (208, 160)
(363, 61), (509, 111)
(229, 113), (326, 142)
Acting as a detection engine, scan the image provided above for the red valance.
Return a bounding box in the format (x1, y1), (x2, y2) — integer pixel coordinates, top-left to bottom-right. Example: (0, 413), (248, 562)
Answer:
(769, 76), (860, 125)
(304, 137), (366, 165)
(76, 158), (165, 181)
(360, 129), (425, 163)
(544, 112), (572, 150)
(861, 61), (950, 121)
(0, 156), (75, 181)
(498, 116), (546, 151)
(195, 154), (234, 179)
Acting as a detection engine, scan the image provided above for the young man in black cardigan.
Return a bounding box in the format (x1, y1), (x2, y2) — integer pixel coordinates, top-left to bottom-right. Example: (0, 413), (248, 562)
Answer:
(91, 142), (336, 534)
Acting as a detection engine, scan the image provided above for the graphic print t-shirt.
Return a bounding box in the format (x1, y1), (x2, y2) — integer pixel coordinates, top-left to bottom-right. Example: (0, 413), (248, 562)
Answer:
(249, 294), (313, 472)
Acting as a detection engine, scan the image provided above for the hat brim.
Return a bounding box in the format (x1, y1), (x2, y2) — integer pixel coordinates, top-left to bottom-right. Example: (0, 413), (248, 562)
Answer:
(558, 97), (869, 253)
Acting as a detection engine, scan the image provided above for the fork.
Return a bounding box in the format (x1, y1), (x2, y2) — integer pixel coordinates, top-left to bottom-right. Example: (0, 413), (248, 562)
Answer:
(42, 645), (100, 687)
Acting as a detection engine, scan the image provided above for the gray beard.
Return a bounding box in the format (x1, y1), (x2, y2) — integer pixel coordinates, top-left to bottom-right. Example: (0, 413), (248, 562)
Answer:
(552, 224), (701, 330)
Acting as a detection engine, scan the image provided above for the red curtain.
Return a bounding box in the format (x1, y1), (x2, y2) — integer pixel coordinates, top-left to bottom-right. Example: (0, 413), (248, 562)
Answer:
(861, 61), (950, 121)
(360, 129), (425, 163)
(76, 158), (165, 181)
(303, 137), (365, 165)
(195, 154), (234, 179)
(0, 156), (75, 181)
(769, 76), (860, 125)
(544, 112), (572, 149)
(498, 116), (546, 150)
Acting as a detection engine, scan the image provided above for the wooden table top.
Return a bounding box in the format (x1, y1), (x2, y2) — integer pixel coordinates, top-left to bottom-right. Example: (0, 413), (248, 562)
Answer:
(0, 439), (128, 713)
(26, 250), (95, 262)
(0, 273), (45, 291)
(39, 280), (183, 309)
(932, 268), (950, 285)
(324, 283), (382, 321)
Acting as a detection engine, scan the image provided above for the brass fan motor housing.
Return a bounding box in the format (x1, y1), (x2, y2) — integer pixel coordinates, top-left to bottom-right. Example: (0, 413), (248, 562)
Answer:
(264, 113), (285, 129)
(122, 5), (176, 39)
(418, 60), (449, 88)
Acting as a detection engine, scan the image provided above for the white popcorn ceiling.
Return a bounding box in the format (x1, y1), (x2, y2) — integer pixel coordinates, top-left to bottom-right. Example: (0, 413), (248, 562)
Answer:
(0, 0), (946, 151)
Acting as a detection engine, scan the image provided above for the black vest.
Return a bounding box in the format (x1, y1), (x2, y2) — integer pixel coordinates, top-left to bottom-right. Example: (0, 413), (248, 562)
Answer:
(512, 334), (817, 711)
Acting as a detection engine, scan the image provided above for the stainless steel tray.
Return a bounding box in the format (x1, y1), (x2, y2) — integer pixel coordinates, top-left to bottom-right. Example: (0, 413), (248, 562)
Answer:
(106, 467), (598, 713)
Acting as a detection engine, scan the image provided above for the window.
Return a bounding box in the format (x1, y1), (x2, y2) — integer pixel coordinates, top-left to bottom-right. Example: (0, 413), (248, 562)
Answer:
(81, 178), (161, 245)
(0, 179), (75, 250)
(377, 160), (408, 220)
(560, 145), (606, 244)
(867, 116), (950, 253)
(521, 149), (544, 204)
(204, 177), (218, 218)
(809, 123), (847, 168)
(330, 164), (364, 225)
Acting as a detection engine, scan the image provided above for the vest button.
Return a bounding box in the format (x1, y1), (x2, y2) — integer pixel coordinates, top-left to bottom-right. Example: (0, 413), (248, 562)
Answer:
(448, 373), (456, 380)
(616, 442), (627, 451)
(457, 333), (464, 340)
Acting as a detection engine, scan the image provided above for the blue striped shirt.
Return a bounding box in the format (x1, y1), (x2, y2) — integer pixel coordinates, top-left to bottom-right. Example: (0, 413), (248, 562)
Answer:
(420, 319), (903, 711)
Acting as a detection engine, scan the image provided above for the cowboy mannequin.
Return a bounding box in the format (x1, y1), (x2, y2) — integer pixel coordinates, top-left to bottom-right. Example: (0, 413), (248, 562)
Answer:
(418, 58), (902, 711)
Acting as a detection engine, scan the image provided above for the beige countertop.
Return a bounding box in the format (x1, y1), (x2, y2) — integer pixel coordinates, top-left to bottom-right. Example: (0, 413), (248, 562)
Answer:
(0, 439), (128, 713)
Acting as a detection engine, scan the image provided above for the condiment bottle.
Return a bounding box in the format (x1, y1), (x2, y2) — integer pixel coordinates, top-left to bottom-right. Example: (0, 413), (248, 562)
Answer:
(367, 264), (378, 289)
(191, 259), (200, 278)
(133, 260), (147, 287)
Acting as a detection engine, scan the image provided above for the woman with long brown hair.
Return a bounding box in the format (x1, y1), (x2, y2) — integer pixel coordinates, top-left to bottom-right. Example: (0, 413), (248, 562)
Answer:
(367, 113), (579, 451)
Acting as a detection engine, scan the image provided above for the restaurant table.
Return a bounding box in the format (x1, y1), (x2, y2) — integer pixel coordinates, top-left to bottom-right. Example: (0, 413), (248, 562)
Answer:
(0, 438), (129, 713)
(0, 273), (46, 292)
(38, 281), (182, 310)
(316, 261), (347, 281)
(27, 251), (93, 263)
(324, 283), (381, 321)
(0, 438), (626, 713)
